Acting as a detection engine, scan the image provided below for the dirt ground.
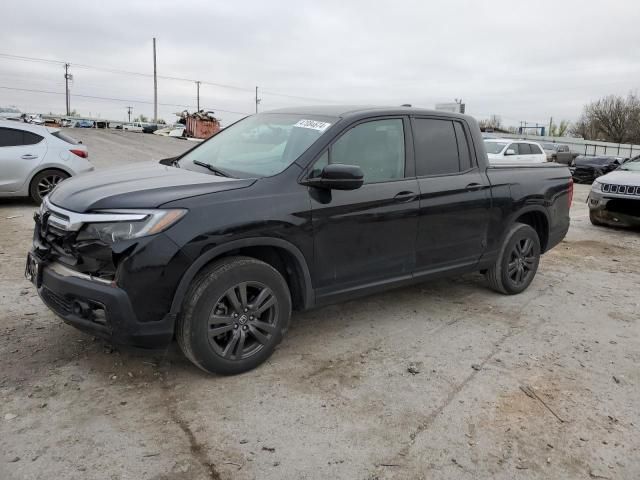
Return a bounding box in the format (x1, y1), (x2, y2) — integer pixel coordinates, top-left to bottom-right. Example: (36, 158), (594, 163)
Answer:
(1, 130), (638, 480)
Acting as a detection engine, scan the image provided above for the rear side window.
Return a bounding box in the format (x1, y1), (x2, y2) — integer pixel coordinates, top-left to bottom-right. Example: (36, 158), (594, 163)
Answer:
(413, 118), (459, 176)
(51, 130), (78, 145)
(23, 131), (43, 145)
(517, 143), (532, 155)
(0, 128), (43, 147)
(453, 122), (473, 170)
(529, 144), (543, 154)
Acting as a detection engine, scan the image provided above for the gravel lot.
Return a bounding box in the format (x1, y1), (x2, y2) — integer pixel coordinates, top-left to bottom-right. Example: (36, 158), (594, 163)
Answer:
(1, 130), (638, 480)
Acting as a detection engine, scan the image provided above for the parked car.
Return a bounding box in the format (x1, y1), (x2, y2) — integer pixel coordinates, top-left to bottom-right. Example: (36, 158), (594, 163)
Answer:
(570, 155), (624, 183)
(588, 156), (640, 228)
(0, 121), (93, 203)
(26, 106), (571, 375)
(73, 120), (94, 128)
(484, 139), (547, 163)
(541, 142), (577, 164)
(122, 122), (144, 132)
(142, 124), (161, 134)
(0, 106), (22, 121)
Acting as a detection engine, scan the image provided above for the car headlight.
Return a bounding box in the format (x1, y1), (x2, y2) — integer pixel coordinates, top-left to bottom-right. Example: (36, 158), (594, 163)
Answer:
(591, 181), (602, 193)
(77, 209), (187, 244)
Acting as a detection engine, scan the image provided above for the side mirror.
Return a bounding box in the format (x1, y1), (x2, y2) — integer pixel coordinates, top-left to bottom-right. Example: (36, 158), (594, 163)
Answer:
(505, 148), (516, 156)
(159, 157), (177, 166)
(301, 163), (364, 190)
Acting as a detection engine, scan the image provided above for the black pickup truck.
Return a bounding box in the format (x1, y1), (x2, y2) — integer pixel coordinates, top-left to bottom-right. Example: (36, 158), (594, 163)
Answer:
(26, 106), (572, 374)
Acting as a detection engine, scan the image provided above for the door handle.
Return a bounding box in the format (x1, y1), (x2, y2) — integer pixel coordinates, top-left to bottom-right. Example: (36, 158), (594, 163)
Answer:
(21, 154), (38, 160)
(465, 183), (483, 191)
(393, 191), (417, 202)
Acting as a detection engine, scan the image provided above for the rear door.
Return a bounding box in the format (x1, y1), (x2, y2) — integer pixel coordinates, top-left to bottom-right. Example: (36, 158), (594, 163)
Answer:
(412, 117), (491, 273)
(0, 127), (47, 192)
(308, 117), (420, 299)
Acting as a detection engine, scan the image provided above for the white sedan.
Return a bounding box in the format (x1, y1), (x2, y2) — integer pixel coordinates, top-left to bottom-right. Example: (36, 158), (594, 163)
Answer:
(0, 121), (94, 203)
(484, 139), (547, 164)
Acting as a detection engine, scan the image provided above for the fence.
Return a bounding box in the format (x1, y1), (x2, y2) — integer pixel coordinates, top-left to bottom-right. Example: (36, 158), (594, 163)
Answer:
(494, 133), (640, 159)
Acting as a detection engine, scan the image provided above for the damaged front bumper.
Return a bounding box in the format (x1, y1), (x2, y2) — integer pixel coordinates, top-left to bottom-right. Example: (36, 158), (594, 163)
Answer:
(27, 254), (175, 347)
(588, 191), (640, 228)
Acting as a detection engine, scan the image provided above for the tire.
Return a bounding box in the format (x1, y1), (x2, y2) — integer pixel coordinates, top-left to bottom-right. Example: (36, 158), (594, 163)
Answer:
(176, 256), (292, 375)
(29, 169), (70, 204)
(485, 223), (541, 295)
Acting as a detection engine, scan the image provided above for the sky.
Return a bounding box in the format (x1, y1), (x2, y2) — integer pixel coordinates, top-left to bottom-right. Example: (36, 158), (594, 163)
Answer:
(1, 0), (639, 128)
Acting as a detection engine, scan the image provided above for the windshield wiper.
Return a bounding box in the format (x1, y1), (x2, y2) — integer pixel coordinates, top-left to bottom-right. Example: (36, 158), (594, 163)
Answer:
(192, 160), (233, 178)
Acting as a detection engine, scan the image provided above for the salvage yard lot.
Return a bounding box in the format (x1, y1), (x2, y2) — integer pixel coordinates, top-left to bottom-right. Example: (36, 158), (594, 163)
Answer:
(1, 130), (638, 480)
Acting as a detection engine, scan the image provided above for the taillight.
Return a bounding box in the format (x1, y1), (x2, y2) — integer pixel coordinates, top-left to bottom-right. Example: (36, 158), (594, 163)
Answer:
(568, 178), (574, 206)
(70, 149), (88, 158)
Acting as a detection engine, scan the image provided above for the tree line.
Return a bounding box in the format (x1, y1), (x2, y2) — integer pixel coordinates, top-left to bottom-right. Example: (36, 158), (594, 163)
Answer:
(571, 93), (640, 144)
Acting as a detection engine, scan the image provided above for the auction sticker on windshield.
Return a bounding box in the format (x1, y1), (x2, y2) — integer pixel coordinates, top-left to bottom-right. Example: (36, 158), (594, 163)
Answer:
(293, 119), (332, 131)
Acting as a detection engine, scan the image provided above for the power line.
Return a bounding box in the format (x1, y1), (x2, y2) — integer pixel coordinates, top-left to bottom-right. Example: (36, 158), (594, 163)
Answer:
(0, 85), (251, 115)
(0, 52), (342, 103)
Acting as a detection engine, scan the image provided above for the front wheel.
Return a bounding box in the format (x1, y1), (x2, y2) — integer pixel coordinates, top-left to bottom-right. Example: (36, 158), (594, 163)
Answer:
(177, 256), (292, 375)
(485, 223), (541, 295)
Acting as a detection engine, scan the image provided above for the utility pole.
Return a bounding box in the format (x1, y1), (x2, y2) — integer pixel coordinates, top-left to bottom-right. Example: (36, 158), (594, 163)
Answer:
(126, 106), (133, 123)
(549, 116), (553, 137)
(196, 81), (201, 111)
(64, 63), (71, 116)
(255, 86), (261, 114)
(153, 37), (158, 123)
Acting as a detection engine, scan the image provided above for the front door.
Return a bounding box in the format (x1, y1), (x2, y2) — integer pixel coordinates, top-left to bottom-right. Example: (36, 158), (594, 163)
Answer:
(308, 117), (419, 300)
(411, 117), (491, 274)
(0, 127), (47, 192)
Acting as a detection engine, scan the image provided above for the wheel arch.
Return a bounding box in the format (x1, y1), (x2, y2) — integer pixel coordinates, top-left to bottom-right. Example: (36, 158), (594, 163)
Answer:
(170, 237), (314, 315)
(511, 207), (550, 252)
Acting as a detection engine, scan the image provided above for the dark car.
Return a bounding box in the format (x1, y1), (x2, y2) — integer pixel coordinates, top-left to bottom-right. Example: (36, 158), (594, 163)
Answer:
(142, 124), (160, 134)
(26, 106), (572, 375)
(570, 155), (624, 183)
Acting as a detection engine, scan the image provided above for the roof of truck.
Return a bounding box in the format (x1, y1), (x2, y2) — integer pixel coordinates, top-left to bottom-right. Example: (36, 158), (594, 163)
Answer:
(265, 105), (468, 120)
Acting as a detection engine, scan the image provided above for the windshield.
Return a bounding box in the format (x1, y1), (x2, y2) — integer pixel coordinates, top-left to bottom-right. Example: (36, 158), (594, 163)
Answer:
(484, 141), (509, 154)
(179, 113), (336, 178)
(620, 158), (640, 171)
(541, 143), (556, 150)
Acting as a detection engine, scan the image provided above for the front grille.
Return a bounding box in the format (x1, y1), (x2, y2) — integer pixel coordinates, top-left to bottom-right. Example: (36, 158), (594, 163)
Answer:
(601, 183), (640, 196)
(41, 287), (73, 315)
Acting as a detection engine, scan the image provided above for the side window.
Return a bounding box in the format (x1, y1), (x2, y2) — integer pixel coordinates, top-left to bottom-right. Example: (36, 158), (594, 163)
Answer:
(413, 118), (459, 176)
(517, 143), (532, 155)
(22, 131), (43, 146)
(529, 144), (543, 155)
(453, 122), (473, 170)
(330, 119), (405, 183)
(0, 128), (26, 147)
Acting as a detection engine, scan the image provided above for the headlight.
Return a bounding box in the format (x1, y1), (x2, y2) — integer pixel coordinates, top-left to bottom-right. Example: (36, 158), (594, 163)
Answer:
(591, 181), (602, 193)
(77, 209), (186, 244)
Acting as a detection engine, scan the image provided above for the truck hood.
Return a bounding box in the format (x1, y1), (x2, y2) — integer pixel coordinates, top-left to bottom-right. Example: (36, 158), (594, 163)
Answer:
(48, 162), (256, 212)
(597, 169), (640, 187)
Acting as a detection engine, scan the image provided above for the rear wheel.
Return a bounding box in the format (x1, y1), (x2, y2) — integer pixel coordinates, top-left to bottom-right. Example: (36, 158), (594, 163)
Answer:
(176, 256), (292, 375)
(29, 169), (69, 204)
(485, 223), (541, 295)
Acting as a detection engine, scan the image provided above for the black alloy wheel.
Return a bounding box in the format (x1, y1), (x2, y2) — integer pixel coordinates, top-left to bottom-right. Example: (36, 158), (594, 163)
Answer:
(507, 237), (536, 287)
(177, 256), (292, 375)
(208, 282), (279, 360)
(485, 223), (541, 295)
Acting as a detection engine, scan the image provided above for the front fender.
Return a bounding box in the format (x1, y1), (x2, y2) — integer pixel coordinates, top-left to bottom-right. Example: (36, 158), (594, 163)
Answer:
(169, 236), (314, 315)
